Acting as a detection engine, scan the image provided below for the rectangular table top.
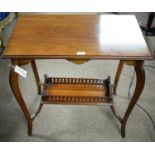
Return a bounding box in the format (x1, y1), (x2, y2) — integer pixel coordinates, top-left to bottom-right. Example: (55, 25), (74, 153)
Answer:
(3, 14), (153, 60)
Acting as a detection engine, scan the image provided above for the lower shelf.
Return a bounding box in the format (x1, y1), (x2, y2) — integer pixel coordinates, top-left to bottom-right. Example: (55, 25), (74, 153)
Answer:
(41, 75), (113, 106)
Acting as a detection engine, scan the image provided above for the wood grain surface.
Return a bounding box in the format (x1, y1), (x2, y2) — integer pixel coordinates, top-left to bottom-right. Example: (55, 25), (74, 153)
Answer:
(45, 84), (106, 97)
(3, 14), (153, 60)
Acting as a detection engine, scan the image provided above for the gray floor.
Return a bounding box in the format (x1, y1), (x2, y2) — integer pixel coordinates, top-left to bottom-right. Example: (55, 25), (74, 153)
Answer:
(0, 13), (155, 141)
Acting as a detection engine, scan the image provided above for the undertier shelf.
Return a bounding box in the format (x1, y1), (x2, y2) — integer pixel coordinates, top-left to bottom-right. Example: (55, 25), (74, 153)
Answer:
(41, 75), (113, 106)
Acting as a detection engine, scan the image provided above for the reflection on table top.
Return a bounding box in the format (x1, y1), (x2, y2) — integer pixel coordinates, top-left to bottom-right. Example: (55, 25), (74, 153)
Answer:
(3, 14), (153, 60)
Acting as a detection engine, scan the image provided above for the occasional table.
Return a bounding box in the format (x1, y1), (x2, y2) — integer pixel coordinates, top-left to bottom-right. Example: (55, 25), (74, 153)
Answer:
(2, 14), (153, 138)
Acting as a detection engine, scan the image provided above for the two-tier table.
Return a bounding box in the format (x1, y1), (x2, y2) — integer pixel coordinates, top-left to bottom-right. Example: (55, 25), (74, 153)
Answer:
(2, 14), (154, 137)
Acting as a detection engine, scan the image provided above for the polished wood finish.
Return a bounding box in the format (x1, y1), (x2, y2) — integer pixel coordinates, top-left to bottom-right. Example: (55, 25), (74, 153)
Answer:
(3, 14), (153, 60)
(9, 59), (42, 136)
(5, 14), (152, 137)
(113, 60), (124, 95)
(31, 60), (41, 94)
(42, 76), (113, 105)
(112, 60), (145, 137)
(9, 59), (32, 136)
(45, 84), (107, 97)
(121, 60), (145, 137)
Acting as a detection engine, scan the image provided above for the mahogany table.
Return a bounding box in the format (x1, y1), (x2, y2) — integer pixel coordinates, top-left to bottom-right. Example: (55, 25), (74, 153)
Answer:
(2, 14), (154, 138)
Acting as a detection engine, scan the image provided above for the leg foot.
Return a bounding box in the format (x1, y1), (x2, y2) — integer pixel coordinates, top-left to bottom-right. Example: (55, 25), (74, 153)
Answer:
(121, 123), (125, 138)
(28, 122), (33, 136)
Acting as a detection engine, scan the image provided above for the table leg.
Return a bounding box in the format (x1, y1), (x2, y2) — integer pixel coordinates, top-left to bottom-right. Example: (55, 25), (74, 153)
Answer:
(113, 60), (124, 95)
(31, 60), (41, 94)
(9, 59), (33, 136)
(121, 60), (145, 137)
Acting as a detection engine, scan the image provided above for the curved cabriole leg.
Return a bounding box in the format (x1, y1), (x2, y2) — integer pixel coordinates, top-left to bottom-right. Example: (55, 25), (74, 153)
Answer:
(31, 60), (41, 94)
(9, 59), (32, 136)
(121, 60), (145, 137)
(113, 60), (124, 95)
